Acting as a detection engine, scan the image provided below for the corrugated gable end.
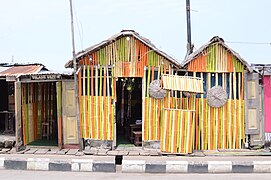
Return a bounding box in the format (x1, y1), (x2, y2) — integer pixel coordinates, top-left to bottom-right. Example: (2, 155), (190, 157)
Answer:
(181, 36), (253, 73)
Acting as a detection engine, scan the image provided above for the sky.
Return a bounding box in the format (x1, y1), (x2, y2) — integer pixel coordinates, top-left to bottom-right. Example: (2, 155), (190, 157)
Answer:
(0, 0), (271, 71)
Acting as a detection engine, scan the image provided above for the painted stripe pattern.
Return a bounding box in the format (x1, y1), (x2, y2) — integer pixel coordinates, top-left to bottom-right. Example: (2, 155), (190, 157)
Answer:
(162, 74), (204, 93)
(3, 157), (271, 173)
(78, 65), (114, 140)
(79, 36), (173, 69)
(188, 44), (244, 72)
(142, 66), (196, 154)
(187, 44), (246, 150)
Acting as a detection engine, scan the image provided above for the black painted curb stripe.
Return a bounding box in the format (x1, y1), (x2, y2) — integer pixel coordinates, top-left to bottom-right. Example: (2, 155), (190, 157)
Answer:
(145, 163), (166, 173)
(92, 162), (116, 172)
(49, 162), (71, 171)
(4, 160), (27, 170)
(188, 162), (208, 173)
(2, 159), (270, 173)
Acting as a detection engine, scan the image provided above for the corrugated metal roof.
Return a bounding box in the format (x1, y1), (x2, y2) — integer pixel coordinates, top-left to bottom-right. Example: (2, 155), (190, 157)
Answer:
(0, 66), (9, 73)
(37, 69), (73, 75)
(0, 65), (44, 77)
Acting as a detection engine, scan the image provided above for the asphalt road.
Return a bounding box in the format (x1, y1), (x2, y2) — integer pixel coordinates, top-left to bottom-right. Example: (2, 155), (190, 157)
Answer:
(0, 170), (271, 180)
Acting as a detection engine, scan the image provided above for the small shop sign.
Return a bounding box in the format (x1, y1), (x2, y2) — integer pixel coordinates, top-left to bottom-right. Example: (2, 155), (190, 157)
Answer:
(31, 74), (61, 80)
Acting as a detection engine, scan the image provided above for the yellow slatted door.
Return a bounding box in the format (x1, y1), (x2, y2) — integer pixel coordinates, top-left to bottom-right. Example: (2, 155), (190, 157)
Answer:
(62, 81), (78, 145)
(246, 72), (264, 146)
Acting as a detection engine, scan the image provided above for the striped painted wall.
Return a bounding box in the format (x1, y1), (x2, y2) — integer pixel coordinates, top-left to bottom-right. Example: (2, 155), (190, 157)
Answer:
(195, 98), (245, 150)
(187, 46), (246, 150)
(79, 36), (173, 70)
(78, 65), (114, 140)
(188, 44), (244, 73)
(161, 109), (195, 154)
(78, 63), (196, 153)
(142, 65), (196, 154)
(21, 83), (56, 145)
(143, 65), (168, 141)
(77, 36), (195, 153)
(77, 37), (176, 140)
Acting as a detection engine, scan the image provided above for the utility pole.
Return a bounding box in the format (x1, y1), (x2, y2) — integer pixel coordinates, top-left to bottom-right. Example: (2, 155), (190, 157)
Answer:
(186, 0), (193, 57)
(69, 0), (83, 150)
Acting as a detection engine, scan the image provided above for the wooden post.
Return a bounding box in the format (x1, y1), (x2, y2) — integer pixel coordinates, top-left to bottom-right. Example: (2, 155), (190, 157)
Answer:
(56, 81), (63, 149)
(69, 0), (83, 150)
(15, 81), (22, 151)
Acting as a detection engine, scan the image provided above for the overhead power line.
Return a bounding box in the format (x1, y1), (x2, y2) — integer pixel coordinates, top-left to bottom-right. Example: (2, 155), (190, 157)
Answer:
(225, 41), (271, 45)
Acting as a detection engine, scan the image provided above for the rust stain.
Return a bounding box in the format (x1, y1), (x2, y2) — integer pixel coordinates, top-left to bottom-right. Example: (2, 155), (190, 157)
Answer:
(0, 65), (43, 76)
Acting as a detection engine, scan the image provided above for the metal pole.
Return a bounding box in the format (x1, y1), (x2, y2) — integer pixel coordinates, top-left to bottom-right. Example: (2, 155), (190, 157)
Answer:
(186, 0), (192, 56)
(69, 0), (83, 150)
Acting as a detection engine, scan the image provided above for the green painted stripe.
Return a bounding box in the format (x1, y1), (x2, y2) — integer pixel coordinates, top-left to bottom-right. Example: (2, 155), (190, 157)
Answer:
(99, 67), (103, 139)
(82, 67), (86, 137)
(153, 99), (157, 139)
(87, 65), (91, 138)
(25, 84), (29, 144)
(95, 66), (98, 139)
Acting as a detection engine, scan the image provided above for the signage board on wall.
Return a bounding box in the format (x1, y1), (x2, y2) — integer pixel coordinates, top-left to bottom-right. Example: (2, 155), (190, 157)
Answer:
(31, 74), (61, 80)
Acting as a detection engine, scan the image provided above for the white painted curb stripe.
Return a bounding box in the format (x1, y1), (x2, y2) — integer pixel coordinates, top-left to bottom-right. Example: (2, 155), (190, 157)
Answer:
(27, 158), (50, 171)
(208, 161), (232, 173)
(71, 159), (93, 172)
(122, 160), (146, 173)
(0, 157), (4, 169)
(254, 161), (271, 173)
(166, 161), (188, 173)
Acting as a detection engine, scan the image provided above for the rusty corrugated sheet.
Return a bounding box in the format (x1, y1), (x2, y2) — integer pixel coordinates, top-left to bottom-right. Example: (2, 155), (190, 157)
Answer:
(0, 65), (44, 76)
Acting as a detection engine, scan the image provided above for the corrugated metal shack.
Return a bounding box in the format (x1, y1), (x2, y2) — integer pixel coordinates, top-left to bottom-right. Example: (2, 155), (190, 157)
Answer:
(65, 30), (204, 154)
(0, 63), (74, 149)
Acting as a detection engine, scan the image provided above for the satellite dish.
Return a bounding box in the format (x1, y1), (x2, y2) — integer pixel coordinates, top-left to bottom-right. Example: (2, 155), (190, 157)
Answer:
(149, 80), (166, 99)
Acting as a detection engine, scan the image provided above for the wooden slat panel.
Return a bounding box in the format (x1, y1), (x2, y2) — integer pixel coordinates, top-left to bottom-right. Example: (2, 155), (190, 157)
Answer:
(162, 74), (204, 93)
(56, 82), (63, 149)
(245, 73), (260, 135)
(78, 65), (114, 141)
(161, 108), (195, 154)
(15, 82), (23, 148)
(187, 44), (244, 73)
(62, 81), (78, 145)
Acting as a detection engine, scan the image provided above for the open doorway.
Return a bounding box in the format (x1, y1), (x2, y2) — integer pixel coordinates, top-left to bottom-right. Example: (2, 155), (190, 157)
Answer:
(116, 78), (142, 148)
(0, 81), (15, 135)
(22, 82), (58, 147)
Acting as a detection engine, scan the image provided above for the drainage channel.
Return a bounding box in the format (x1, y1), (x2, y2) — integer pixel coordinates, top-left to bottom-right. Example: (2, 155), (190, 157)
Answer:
(115, 155), (123, 173)
(115, 155), (123, 165)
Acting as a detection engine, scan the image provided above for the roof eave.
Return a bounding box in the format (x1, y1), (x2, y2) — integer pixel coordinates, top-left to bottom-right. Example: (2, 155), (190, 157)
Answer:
(181, 37), (253, 72)
(65, 30), (180, 69)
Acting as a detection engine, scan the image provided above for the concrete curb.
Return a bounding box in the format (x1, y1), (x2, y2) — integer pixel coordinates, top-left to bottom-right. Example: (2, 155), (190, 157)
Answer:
(1, 157), (271, 173)
(0, 157), (115, 172)
(122, 160), (271, 173)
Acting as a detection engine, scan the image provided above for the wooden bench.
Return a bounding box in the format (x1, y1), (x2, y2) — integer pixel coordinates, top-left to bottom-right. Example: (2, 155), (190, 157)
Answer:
(133, 131), (142, 146)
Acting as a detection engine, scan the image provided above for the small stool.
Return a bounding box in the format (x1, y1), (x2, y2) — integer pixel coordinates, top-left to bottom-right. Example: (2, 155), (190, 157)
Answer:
(133, 131), (142, 146)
